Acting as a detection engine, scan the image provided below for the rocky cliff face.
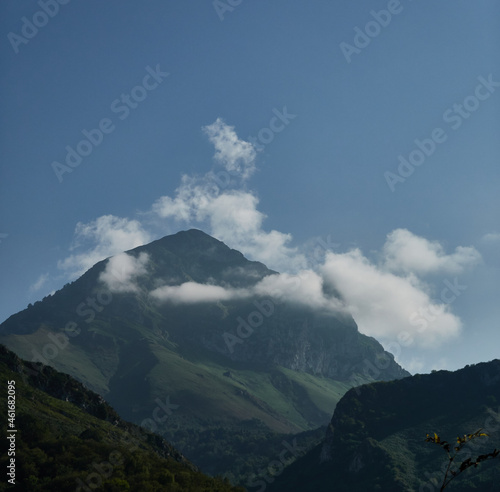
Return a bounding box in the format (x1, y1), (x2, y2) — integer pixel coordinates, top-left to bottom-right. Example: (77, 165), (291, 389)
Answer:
(198, 302), (407, 382)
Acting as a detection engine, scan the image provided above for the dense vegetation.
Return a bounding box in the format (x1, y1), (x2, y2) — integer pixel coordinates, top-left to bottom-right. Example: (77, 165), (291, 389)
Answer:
(162, 420), (324, 486)
(0, 345), (244, 492)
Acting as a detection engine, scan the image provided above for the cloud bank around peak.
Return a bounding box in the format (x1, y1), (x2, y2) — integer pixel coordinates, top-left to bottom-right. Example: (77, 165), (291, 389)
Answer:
(54, 117), (484, 354)
(149, 270), (345, 315)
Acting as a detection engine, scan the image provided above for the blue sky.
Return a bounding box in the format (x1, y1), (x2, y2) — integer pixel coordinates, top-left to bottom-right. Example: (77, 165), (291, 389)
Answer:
(1, 0), (499, 374)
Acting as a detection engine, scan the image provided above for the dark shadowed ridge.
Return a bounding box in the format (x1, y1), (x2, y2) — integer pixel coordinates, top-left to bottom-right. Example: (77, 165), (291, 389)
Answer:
(268, 359), (500, 492)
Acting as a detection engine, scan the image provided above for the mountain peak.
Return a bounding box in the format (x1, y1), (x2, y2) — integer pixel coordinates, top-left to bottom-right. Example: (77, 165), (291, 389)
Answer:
(149, 228), (233, 254)
(159, 228), (216, 243)
(127, 229), (275, 288)
(134, 228), (223, 251)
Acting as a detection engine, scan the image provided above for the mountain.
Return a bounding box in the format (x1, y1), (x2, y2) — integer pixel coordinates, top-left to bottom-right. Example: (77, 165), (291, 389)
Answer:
(0, 344), (244, 492)
(267, 360), (500, 492)
(0, 229), (409, 484)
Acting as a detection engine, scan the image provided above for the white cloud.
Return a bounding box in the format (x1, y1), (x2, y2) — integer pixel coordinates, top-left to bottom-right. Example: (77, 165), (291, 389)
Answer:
(150, 282), (248, 304)
(253, 271), (345, 312)
(58, 215), (151, 278)
(30, 273), (49, 292)
(152, 174), (218, 222)
(382, 228), (481, 275)
(205, 192), (307, 272)
(202, 118), (256, 179)
(99, 252), (150, 293)
(321, 249), (462, 348)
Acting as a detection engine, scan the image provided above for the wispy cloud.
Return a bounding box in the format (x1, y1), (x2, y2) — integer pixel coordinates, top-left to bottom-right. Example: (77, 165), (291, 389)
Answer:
(202, 117), (256, 179)
(480, 232), (500, 244)
(29, 273), (49, 292)
(58, 215), (151, 278)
